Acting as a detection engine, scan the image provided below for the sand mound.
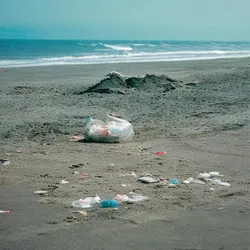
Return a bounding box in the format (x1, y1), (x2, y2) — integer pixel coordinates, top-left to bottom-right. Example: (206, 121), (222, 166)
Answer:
(76, 71), (182, 94)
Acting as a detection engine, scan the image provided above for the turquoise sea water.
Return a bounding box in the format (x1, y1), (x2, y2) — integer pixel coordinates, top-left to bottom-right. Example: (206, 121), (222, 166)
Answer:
(1, 39), (250, 67)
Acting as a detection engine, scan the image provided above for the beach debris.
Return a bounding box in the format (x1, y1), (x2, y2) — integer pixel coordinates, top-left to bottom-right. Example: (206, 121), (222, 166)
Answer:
(120, 172), (137, 177)
(198, 171), (230, 186)
(198, 172), (223, 179)
(69, 163), (84, 169)
(114, 194), (148, 203)
(60, 180), (69, 184)
(16, 149), (23, 153)
(100, 200), (118, 208)
(183, 177), (206, 185)
(71, 210), (88, 216)
(209, 179), (230, 187)
(70, 135), (84, 142)
(138, 176), (158, 184)
(184, 172), (230, 187)
(33, 190), (49, 195)
(71, 196), (100, 209)
(155, 151), (166, 155)
(168, 179), (179, 185)
(84, 114), (134, 143)
(0, 210), (10, 214)
(158, 179), (169, 186)
(1, 159), (10, 165)
(73, 171), (79, 175)
(80, 173), (88, 179)
(121, 184), (132, 187)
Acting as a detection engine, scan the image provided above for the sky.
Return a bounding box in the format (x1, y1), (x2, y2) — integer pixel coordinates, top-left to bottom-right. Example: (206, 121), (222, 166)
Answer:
(0, 0), (250, 41)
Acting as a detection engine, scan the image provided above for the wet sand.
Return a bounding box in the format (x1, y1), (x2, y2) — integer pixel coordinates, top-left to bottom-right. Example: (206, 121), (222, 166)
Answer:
(1, 58), (250, 250)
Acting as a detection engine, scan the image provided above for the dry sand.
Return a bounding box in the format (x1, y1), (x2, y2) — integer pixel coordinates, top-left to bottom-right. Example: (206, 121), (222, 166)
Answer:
(1, 58), (250, 250)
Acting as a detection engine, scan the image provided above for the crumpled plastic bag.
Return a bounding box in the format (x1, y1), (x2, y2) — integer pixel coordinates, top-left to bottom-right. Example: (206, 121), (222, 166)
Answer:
(83, 115), (134, 143)
(71, 196), (101, 208)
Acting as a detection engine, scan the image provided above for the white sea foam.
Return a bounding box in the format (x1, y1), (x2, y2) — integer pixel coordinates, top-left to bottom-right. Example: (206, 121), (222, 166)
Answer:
(133, 44), (145, 46)
(103, 44), (133, 51)
(94, 48), (111, 51)
(1, 50), (250, 68)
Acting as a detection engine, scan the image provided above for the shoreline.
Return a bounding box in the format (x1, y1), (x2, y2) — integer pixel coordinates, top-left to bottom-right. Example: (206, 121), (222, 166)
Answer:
(1, 56), (250, 69)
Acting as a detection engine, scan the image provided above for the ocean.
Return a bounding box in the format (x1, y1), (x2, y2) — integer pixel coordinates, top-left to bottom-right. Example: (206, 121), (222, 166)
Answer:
(1, 39), (250, 68)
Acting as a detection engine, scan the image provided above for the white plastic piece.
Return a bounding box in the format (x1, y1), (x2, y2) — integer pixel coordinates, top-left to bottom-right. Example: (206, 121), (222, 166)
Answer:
(138, 177), (158, 184)
(33, 190), (48, 195)
(198, 172), (223, 179)
(209, 171), (223, 177)
(60, 180), (69, 184)
(2, 160), (10, 165)
(84, 115), (134, 143)
(210, 179), (230, 186)
(183, 177), (205, 185)
(113, 194), (148, 203)
(71, 196), (101, 208)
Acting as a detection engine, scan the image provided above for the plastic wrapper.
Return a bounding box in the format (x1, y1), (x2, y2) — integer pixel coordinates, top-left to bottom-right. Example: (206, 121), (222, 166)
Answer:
(83, 115), (134, 143)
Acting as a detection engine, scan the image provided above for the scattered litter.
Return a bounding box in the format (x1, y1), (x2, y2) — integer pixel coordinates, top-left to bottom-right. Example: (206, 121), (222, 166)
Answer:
(0, 210), (10, 214)
(138, 176), (158, 184)
(218, 207), (224, 210)
(100, 200), (118, 208)
(16, 149), (23, 153)
(73, 171), (79, 175)
(120, 172), (137, 177)
(84, 115), (134, 143)
(183, 177), (205, 185)
(121, 184), (132, 187)
(209, 179), (230, 187)
(198, 172), (223, 179)
(71, 196), (100, 208)
(185, 172), (230, 187)
(158, 179), (169, 186)
(60, 180), (69, 184)
(114, 194), (148, 203)
(70, 135), (84, 142)
(110, 164), (115, 167)
(210, 188), (215, 191)
(69, 163), (84, 169)
(33, 190), (48, 195)
(71, 210), (88, 216)
(80, 174), (88, 179)
(168, 179), (179, 185)
(155, 151), (166, 155)
(1, 159), (10, 165)
(5, 153), (11, 156)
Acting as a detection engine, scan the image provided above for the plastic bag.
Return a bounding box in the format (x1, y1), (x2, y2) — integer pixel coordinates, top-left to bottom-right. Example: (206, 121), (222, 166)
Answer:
(84, 115), (134, 143)
(113, 194), (148, 203)
(71, 196), (101, 208)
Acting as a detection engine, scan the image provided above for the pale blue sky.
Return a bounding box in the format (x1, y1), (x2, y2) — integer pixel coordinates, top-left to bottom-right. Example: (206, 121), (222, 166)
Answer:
(0, 0), (249, 40)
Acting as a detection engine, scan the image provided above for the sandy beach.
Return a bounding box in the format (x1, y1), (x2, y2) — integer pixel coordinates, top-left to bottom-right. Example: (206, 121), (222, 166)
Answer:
(1, 58), (250, 250)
